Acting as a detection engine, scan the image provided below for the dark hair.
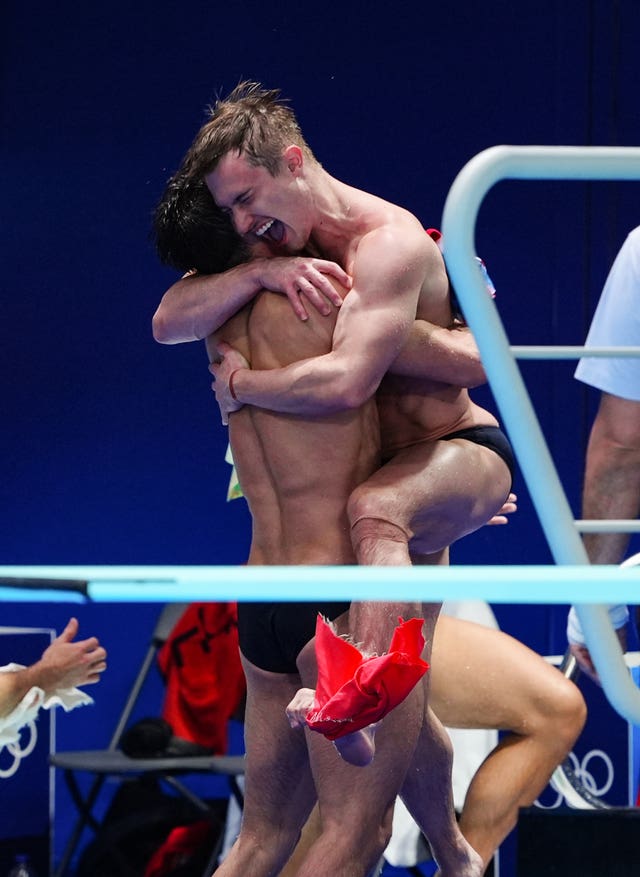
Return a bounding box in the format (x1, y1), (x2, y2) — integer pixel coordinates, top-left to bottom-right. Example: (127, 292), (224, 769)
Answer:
(151, 171), (249, 275)
(182, 80), (316, 182)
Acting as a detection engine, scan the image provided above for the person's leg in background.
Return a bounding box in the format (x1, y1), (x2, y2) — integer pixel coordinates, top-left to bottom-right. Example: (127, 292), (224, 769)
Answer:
(430, 614), (586, 869)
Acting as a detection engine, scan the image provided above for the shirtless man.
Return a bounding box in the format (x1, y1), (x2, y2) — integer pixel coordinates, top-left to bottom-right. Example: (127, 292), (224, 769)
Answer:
(156, 75), (511, 710)
(152, 186), (585, 877)
(153, 170), (586, 874)
(154, 172), (481, 877)
(152, 85), (585, 872)
(205, 276), (479, 877)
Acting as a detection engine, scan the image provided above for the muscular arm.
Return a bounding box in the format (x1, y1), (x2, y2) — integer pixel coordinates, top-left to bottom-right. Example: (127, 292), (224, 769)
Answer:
(152, 257), (350, 344)
(389, 320), (486, 387)
(213, 226), (431, 416)
(153, 262), (270, 344)
(581, 391), (640, 564)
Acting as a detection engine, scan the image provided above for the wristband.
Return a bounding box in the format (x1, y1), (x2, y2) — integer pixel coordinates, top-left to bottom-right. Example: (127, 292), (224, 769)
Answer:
(228, 369), (240, 402)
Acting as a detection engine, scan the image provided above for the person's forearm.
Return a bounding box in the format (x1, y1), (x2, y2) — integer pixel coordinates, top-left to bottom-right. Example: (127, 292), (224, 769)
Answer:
(152, 261), (270, 344)
(389, 322), (486, 387)
(582, 436), (640, 564)
(229, 350), (381, 416)
(215, 229), (423, 417)
(0, 666), (41, 717)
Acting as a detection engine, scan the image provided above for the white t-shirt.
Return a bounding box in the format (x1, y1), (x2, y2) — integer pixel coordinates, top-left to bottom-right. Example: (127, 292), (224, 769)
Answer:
(574, 225), (640, 401)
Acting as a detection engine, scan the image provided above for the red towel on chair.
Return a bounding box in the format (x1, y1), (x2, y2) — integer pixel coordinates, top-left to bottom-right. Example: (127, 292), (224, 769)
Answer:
(144, 821), (211, 877)
(157, 603), (246, 753)
(305, 614), (429, 740)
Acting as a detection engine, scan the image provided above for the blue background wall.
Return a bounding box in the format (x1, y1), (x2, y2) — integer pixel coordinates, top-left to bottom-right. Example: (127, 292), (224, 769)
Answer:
(1, 0), (640, 868)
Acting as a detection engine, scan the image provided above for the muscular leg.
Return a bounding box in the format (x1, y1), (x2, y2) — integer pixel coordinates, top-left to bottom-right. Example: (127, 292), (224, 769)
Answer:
(336, 565), (481, 875)
(297, 605), (483, 876)
(400, 538), (583, 874)
(345, 436), (510, 766)
(293, 620), (424, 877)
(430, 615), (587, 868)
(215, 654), (316, 877)
(345, 439), (509, 876)
(279, 805), (322, 877)
(396, 550), (482, 877)
(346, 437), (510, 680)
(401, 703), (483, 877)
(348, 439), (512, 563)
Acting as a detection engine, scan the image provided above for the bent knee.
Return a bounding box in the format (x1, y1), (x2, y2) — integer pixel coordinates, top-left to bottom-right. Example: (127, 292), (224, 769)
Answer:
(557, 678), (588, 740)
(529, 676), (587, 750)
(348, 482), (411, 539)
(347, 482), (409, 526)
(350, 515), (410, 547)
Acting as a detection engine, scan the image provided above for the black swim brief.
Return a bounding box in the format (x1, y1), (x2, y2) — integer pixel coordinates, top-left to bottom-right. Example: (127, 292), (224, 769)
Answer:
(440, 425), (515, 487)
(237, 600), (350, 673)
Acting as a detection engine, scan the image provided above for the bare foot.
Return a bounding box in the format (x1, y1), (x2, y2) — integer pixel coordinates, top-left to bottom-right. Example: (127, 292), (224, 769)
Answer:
(286, 687), (379, 766)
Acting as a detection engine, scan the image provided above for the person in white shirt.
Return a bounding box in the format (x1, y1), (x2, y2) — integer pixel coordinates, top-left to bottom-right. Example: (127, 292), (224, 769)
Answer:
(570, 226), (640, 680)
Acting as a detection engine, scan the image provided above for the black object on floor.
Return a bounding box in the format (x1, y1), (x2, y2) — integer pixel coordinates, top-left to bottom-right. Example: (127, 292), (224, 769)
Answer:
(517, 806), (640, 876)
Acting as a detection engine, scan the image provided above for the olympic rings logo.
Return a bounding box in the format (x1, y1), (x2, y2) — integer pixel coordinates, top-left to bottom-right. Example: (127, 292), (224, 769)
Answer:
(0, 721), (38, 779)
(536, 748), (615, 809)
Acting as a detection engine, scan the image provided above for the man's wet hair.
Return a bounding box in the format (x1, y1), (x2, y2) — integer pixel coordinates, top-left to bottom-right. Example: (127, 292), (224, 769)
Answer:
(182, 80), (316, 182)
(152, 171), (248, 275)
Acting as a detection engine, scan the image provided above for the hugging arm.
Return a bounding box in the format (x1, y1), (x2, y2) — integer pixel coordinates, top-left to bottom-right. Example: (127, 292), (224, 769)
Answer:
(152, 257), (350, 344)
(390, 320), (486, 387)
(211, 227), (431, 418)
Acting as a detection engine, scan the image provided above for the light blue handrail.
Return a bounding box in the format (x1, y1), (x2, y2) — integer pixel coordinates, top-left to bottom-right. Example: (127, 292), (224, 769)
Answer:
(441, 145), (640, 725)
(0, 563), (638, 604)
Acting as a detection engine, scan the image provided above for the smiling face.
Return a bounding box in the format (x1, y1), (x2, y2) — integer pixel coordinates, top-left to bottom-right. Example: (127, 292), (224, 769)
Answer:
(205, 148), (313, 254)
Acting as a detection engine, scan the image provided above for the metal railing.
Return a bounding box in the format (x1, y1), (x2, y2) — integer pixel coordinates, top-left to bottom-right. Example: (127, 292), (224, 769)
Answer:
(441, 145), (640, 724)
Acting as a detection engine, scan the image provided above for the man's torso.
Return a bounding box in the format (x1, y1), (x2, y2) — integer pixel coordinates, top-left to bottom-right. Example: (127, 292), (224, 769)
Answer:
(207, 287), (380, 565)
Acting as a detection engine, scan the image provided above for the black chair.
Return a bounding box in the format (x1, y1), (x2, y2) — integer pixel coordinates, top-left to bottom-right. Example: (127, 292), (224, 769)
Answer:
(50, 603), (245, 877)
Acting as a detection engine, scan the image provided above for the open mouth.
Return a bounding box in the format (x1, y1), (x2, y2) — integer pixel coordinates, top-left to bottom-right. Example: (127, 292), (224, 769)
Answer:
(255, 218), (284, 243)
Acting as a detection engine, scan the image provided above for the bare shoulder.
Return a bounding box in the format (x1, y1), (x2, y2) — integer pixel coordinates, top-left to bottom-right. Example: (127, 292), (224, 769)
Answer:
(361, 205), (450, 321)
(353, 205), (439, 289)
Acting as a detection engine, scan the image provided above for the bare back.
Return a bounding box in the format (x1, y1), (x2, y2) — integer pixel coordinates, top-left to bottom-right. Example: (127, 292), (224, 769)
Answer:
(207, 288), (380, 565)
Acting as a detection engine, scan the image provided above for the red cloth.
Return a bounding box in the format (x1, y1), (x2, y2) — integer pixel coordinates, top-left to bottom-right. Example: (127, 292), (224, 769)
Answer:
(305, 615), (429, 740)
(157, 602), (246, 753)
(143, 820), (211, 877)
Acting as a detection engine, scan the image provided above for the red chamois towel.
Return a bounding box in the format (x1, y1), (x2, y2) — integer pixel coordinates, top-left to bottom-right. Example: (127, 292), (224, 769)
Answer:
(305, 614), (429, 740)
